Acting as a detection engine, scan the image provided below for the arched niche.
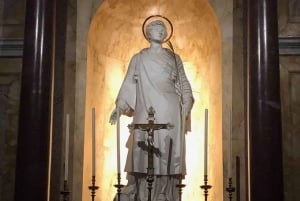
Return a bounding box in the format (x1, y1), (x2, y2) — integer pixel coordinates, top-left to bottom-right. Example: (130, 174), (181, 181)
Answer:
(81, 0), (222, 201)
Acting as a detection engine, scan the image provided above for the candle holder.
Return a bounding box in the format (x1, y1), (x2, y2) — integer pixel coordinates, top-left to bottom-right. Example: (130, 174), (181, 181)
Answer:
(88, 176), (99, 201)
(226, 177), (235, 201)
(200, 174), (212, 201)
(114, 173), (125, 201)
(60, 180), (70, 201)
(176, 174), (186, 201)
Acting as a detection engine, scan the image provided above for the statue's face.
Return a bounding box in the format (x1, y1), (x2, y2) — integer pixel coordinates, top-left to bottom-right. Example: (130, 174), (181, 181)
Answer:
(147, 25), (166, 43)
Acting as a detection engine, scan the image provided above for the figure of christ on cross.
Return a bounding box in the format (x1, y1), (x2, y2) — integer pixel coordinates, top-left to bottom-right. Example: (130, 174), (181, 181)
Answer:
(128, 107), (174, 201)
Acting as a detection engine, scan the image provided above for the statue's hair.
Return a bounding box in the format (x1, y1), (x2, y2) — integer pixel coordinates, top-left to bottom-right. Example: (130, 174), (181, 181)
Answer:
(146, 20), (168, 40)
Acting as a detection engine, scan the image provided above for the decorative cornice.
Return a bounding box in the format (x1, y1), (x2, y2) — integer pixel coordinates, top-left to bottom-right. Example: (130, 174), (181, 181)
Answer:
(279, 37), (300, 55)
(0, 39), (23, 57)
(1, 37), (300, 57)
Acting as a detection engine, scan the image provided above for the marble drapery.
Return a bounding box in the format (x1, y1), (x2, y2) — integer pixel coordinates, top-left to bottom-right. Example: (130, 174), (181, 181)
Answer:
(114, 47), (194, 200)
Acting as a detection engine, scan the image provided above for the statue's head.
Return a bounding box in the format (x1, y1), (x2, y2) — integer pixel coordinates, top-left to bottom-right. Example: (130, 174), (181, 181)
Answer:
(145, 20), (168, 43)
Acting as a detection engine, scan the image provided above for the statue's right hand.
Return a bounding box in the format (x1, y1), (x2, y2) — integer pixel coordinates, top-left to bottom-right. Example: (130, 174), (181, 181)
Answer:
(109, 108), (120, 125)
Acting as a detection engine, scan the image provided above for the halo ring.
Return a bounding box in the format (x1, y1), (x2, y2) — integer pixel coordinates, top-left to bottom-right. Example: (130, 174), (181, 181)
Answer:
(142, 15), (173, 43)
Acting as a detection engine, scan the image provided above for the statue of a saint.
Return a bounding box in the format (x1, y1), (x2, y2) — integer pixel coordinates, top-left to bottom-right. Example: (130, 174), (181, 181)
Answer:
(110, 18), (194, 201)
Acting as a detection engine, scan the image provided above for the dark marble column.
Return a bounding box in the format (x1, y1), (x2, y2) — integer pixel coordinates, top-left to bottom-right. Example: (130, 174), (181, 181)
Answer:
(14, 0), (55, 201)
(247, 0), (283, 201)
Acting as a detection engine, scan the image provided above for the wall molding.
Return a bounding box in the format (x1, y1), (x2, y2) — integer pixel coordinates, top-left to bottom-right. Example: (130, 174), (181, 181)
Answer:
(279, 37), (300, 55)
(1, 37), (300, 57)
(0, 39), (23, 57)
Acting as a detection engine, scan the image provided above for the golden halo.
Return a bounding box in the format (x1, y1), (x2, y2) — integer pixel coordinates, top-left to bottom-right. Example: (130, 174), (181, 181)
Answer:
(142, 15), (173, 43)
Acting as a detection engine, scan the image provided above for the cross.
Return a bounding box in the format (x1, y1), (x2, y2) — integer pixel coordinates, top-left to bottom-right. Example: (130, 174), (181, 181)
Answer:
(128, 106), (174, 201)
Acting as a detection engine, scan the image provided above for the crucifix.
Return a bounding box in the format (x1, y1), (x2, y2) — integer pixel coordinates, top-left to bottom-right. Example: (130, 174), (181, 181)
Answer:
(128, 106), (174, 201)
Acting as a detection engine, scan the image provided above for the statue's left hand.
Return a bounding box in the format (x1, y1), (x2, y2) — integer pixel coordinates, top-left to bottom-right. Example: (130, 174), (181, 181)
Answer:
(109, 107), (120, 125)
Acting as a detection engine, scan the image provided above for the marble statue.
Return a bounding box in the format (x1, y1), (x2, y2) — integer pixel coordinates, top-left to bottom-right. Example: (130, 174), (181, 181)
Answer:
(109, 19), (194, 201)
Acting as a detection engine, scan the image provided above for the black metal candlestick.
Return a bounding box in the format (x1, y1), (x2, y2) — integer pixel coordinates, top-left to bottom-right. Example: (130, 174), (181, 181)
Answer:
(200, 174), (212, 201)
(176, 174), (186, 201)
(114, 173), (124, 201)
(146, 140), (154, 201)
(60, 180), (70, 201)
(226, 177), (235, 201)
(88, 176), (99, 201)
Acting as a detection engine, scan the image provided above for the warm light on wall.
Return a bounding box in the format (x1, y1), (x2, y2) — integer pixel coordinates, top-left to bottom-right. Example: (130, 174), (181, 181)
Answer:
(84, 1), (222, 201)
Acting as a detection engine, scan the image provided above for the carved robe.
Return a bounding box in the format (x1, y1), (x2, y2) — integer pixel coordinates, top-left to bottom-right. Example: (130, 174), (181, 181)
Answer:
(117, 47), (193, 175)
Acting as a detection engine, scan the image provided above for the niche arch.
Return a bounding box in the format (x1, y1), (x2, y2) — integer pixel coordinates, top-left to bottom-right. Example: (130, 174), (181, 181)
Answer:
(82, 1), (222, 201)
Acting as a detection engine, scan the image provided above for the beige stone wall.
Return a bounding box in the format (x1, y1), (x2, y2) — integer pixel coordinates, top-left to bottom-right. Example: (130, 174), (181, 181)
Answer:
(280, 56), (300, 201)
(0, 0), (25, 200)
(0, 0), (25, 38)
(0, 58), (22, 201)
(278, 1), (300, 201)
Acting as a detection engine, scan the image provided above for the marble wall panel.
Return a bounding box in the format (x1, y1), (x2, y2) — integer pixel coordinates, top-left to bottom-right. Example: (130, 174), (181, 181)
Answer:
(0, 75), (20, 201)
(0, 0), (25, 38)
(280, 56), (300, 201)
(278, 0), (300, 36)
(231, 1), (247, 200)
